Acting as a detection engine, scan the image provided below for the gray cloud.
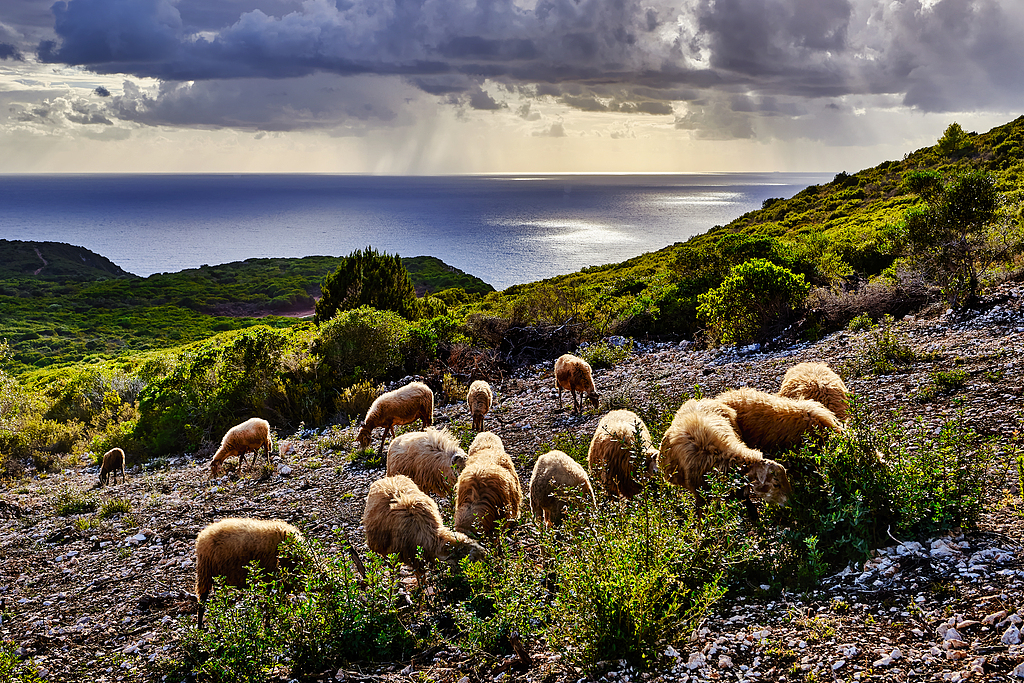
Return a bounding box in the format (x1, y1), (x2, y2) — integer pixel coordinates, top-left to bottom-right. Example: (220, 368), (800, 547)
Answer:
(23, 0), (1024, 137)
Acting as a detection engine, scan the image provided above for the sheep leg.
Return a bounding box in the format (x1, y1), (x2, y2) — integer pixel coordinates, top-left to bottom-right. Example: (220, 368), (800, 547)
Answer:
(197, 598), (208, 630)
(556, 385), (563, 410)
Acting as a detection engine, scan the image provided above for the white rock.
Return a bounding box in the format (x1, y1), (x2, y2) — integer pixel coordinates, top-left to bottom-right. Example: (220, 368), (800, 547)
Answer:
(943, 627), (963, 642)
(686, 652), (706, 670)
(833, 660), (846, 671)
(717, 655), (733, 669)
(665, 645), (680, 658)
(278, 465), (293, 476)
(1003, 625), (1021, 646)
(1012, 661), (1024, 678)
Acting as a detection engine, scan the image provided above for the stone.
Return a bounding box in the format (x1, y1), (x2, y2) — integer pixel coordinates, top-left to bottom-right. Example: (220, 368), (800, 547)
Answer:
(1002, 625), (1021, 646)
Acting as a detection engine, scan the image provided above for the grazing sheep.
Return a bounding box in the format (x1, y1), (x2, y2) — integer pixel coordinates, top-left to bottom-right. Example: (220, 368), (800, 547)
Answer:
(466, 380), (493, 432)
(554, 354), (600, 414)
(363, 475), (484, 579)
(716, 387), (841, 453)
(453, 432), (523, 536)
(529, 450), (596, 527)
(194, 517), (304, 629)
(587, 409), (658, 499)
(386, 427), (468, 498)
(778, 362), (850, 420)
(99, 447), (126, 486)
(356, 381), (434, 455)
(658, 399), (791, 509)
(209, 417), (272, 477)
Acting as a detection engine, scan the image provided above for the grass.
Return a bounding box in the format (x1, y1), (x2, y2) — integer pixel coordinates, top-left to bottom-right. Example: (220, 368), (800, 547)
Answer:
(52, 485), (97, 516)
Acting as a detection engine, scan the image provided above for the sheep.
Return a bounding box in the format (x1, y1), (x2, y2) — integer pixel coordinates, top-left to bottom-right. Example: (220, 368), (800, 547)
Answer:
(529, 450), (596, 527)
(386, 426), (468, 498)
(554, 354), (600, 414)
(466, 380), (493, 432)
(363, 474), (484, 581)
(356, 381), (434, 455)
(453, 431), (523, 537)
(658, 398), (791, 510)
(209, 417), (273, 477)
(778, 362), (851, 420)
(586, 409), (658, 499)
(716, 387), (842, 453)
(99, 447), (126, 486)
(194, 517), (304, 629)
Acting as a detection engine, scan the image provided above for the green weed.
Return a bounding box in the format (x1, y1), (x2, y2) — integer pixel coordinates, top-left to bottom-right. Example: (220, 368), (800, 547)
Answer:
(52, 485), (97, 516)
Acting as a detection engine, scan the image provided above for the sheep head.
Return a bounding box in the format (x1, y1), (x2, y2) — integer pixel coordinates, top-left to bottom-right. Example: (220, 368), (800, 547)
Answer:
(450, 451), (468, 472)
(586, 391), (601, 410)
(439, 533), (485, 565)
(355, 423), (372, 449)
(746, 459), (791, 506)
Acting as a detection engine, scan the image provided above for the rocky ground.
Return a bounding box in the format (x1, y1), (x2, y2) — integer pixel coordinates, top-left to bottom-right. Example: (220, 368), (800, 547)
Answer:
(3, 284), (1024, 682)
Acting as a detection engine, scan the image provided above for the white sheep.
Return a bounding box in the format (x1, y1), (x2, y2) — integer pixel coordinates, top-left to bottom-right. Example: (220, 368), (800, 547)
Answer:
(209, 417), (272, 476)
(363, 474), (484, 579)
(587, 409), (658, 499)
(99, 447), (126, 486)
(529, 450), (596, 527)
(716, 387), (841, 453)
(386, 426), (468, 498)
(778, 362), (850, 420)
(554, 354), (600, 414)
(356, 381), (434, 455)
(466, 380), (493, 432)
(453, 431), (523, 536)
(658, 398), (791, 510)
(194, 517), (304, 629)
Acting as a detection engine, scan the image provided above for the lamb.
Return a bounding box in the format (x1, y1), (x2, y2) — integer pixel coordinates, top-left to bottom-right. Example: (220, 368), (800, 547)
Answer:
(386, 426), (468, 498)
(363, 474), (484, 579)
(658, 399), (791, 509)
(209, 417), (273, 476)
(554, 354), (600, 414)
(466, 380), (493, 432)
(194, 517), (304, 629)
(453, 431), (524, 536)
(778, 362), (851, 421)
(356, 381), (434, 455)
(586, 409), (658, 499)
(529, 450), (596, 527)
(716, 387), (842, 453)
(99, 447), (126, 486)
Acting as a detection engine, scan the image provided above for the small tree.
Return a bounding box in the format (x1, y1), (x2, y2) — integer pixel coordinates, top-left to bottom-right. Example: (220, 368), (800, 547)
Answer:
(937, 122), (969, 156)
(904, 170), (1020, 307)
(314, 247), (419, 324)
(696, 258), (811, 346)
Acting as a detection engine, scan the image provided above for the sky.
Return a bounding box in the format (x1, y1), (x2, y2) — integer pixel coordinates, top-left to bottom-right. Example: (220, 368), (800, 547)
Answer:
(1, 0), (1022, 174)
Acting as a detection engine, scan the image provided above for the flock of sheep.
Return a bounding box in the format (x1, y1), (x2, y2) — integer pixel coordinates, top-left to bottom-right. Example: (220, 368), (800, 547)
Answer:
(129, 353), (847, 627)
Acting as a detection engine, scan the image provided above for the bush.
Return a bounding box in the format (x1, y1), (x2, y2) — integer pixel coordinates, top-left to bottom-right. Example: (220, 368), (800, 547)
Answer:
(696, 259), (811, 345)
(843, 314), (917, 376)
(314, 307), (410, 384)
(760, 402), (993, 583)
(579, 338), (633, 370)
(53, 484), (98, 516)
(170, 538), (418, 680)
(333, 380), (382, 422)
(548, 476), (749, 669)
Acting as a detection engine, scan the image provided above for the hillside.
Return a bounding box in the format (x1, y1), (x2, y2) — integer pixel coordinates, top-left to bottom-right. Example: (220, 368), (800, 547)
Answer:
(1, 284), (1022, 681)
(0, 248), (493, 372)
(0, 240), (133, 280)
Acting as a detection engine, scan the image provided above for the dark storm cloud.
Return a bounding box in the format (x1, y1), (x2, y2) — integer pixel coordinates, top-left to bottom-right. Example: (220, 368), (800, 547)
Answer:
(0, 43), (24, 60)
(28, 0), (1024, 133)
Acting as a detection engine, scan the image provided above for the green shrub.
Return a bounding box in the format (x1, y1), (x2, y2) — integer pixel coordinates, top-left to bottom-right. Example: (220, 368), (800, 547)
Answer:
(171, 538), (416, 680)
(98, 498), (132, 518)
(846, 312), (875, 332)
(579, 338), (633, 370)
(314, 247), (419, 324)
(333, 380), (382, 422)
(314, 306), (410, 383)
(547, 476), (749, 669)
(844, 314), (916, 376)
(761, 403), (993, 582)
(696, 259), (811, 345)
(53, 484), (97, 516)
(0, 640), (43, 683)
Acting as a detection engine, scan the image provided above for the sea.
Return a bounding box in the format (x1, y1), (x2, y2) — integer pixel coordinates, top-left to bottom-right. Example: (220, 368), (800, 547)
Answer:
(0, 173), (834, 290)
